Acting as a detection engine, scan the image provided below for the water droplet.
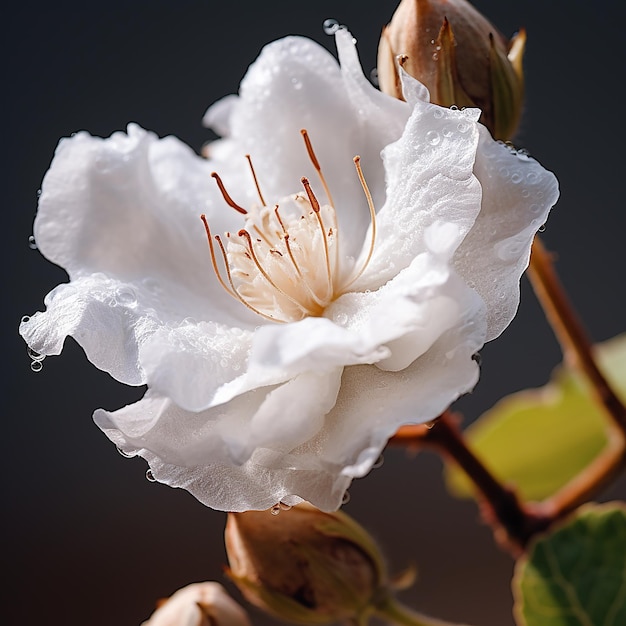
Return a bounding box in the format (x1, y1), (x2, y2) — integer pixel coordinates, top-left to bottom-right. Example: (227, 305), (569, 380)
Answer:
(30, 361), (43, 372)
(442, 127), (453, 138)
(432, 52), (439, 61)
(538, 223), (546, 233)
(117, 287), (137, 306)
(369, 67), (379, 86)
(270, 504), (281, 516)
(526, 172), (538, 184)
(426, 130), (441, 146)
(450, 105), (459, 111)
(521, 189), (530, 198)
(107, 297), (118, 307)
(28, 235), (37, 250)
(341, 491), (351, 505)
(511, 172), (522, 184)
(335, 312), (348, 326)
(116, 446), (135, 458)
(433, 108), (444, 119)
(457, 122), (469, 133)
(372, 454), (385, 469)
(290, 77), (302, 90)
(181, 316), (197, 326)
(424, 420), (436, 430)
(36, 189), (42, 198)
(146, 469), (156, 482)
(323, 18), (340, 35)
(279, 502), (292, 512)
(27, 347), (45, 362)
(21, 315), (31, 324)
(472, 352), (482, 366)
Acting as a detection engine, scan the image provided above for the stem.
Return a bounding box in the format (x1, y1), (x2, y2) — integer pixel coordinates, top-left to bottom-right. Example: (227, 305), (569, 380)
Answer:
(392, 413), (548, 553)
(528, 238), (626, 437)
(374, 595), (472, 626)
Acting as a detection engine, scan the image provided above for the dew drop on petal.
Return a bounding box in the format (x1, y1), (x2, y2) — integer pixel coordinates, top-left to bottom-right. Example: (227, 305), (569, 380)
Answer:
(116, 446), (135, 458)
(433, 108), (444, 119)
(426, 130), (441, 146)
(146, 469), (156, 482)
(279, 502), (292, 512)
(538, 223), (546, 233)
(28, 235), (37, 250)
(510, 172), (522, 184)
(21, 315), (31, 324)
(323, 18), (340, 35)
(370, 67), (379, 86)
(30, 360), (43, 372)
(450, 105), (459, 111)
(372, 454), (385, 469)
(335, 312), (348, 326)
(27, 347), (45, 362)
(270, 504), (281, 516)
(341, 491), (351, 505)
(117, 287), (137, 306)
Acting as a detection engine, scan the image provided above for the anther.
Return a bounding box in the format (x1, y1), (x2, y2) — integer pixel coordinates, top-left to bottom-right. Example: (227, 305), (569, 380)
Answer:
(300, 129), (335, 208)
(245, 154), (266, 207)
(211, 172), (248, 215)
(301, 177), (321, 212)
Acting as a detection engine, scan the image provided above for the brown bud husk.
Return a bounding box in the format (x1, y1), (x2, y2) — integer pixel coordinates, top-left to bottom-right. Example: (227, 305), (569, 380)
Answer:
(225, 503), (388, 625)
(378, 0), (526, 139)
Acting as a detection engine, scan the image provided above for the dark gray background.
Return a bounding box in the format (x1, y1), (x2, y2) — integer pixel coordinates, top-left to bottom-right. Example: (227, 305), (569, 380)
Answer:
(5, 1), (625, 625)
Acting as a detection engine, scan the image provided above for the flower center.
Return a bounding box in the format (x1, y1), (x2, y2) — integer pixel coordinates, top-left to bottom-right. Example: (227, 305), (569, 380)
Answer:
(202, 130), (376, 323)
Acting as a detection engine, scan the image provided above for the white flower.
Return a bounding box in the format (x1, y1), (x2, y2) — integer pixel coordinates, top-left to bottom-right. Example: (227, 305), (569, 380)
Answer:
(19, 29), (558, 512)
(141, 582), (251, 626)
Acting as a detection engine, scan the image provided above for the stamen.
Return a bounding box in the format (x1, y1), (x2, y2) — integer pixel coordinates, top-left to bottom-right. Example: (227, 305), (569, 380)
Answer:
(274, 207), (328, 309)
(342, 156), (378, 290)
(214, 232), (286, 323)
(300, 129), (335, 208)
(200, 214), (237, 297)
(211, 172), (248, 215)
(245, 154), (266, 207)
(238, 229), (317, 316)
(301, 177), (333, 297)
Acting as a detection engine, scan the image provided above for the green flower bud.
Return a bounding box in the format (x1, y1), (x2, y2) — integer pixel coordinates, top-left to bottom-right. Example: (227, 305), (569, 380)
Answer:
(225, 504), (388, 625)
(378, 0), (526, 139)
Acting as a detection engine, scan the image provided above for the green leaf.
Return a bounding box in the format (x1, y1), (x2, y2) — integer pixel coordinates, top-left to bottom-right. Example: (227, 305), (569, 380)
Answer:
(513, 502), (626, 626)
(446, 335), (626, 501)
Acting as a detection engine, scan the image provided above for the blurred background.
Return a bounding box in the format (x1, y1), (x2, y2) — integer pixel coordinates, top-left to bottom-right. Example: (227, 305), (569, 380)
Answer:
(5, 1), (625, 624)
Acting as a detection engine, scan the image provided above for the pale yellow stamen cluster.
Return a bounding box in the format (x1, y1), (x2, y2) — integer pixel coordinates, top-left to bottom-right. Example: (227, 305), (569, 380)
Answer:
(201, 130), (376, 323)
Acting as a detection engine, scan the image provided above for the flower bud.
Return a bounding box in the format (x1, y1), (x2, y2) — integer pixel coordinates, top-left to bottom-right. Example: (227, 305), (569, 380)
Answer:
(141, 582), (251, 626)
(378, 0), (526, 139)
(225, 503), (387, 624)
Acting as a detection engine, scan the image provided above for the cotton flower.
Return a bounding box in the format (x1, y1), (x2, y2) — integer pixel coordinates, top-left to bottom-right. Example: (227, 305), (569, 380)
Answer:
(141, 582), (251, 626)
(19, 29), (558, 512)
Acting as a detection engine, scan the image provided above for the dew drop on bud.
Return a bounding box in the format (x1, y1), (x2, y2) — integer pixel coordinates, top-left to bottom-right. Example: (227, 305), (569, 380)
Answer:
(28, 235), (37, 250)
(323, 18), (340, 35)
(145, 469), (156, 482)
(30, 360), (43, 372)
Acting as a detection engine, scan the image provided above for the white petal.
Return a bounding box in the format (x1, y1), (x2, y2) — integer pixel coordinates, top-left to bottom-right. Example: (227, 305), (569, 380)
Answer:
(139, 321), (254, 411)
(453, 128), (560, 340)
(210, 34), (409, 256)
(202, 94), (239, 136)
(20, 125), (259, 381)
(95, 375), (350, 512)
(359, 100), (483, 288)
